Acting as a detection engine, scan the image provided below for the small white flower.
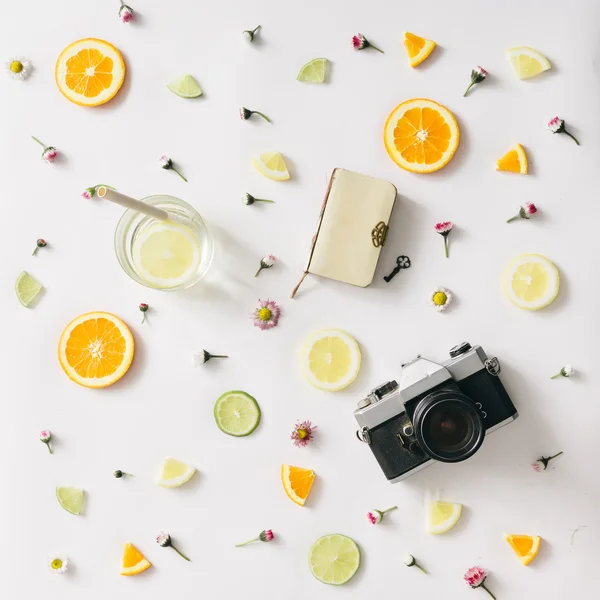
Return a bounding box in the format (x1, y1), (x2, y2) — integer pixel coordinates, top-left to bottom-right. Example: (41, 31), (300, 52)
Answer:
(6, 56), (32, 80)
(547, 117), (564, 133)
(430, 287), (453, 312)
(48, 553), (69, 574)
(263, 254), (276, 267)
(193, 352), (204, 368)
(156, 531), (170, 547)
(563, 365), (574, 376)
(404, 554), (416, 566)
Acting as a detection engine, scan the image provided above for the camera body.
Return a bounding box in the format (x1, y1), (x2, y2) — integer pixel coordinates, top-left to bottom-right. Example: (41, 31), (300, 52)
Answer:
(354, 343), (518, 483)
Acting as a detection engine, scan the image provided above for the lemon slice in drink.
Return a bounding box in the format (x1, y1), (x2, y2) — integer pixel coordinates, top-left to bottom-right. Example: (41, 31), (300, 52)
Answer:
(308, 534), (360, 585)
(157, 457), (196, 488)
(214, 390), (261, 436)
(502, 254), (559, 310)
(506, 47), (551, 79)
(15, 271), (43, 307)
(251, 151), (290, 181)
(56, 486), (85, 515)
(132, 220), (201, 289)
(167, 74), (203, 98)
(297, 58), (327, 83)
(301, 329), (361, 391)
(426, 500), (462, 534)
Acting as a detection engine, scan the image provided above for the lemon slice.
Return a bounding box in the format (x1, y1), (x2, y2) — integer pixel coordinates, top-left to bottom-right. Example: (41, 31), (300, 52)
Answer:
(167, 74), (203, 98)
(308, 534), (360, 585)
(15, 271), (43, 307)
(297, 58), (327, 83)
(502, 254), (560, 311)
(251, 151), (291, 181)
(301, 329), (361, 392)
(214, 391), (261, 436)
(507, 47), (551, 79)
(426, 500), (462, 534)
(157, 457), (196, 488)
(56, 486), (85, 515)
(132, 220), (201, 289)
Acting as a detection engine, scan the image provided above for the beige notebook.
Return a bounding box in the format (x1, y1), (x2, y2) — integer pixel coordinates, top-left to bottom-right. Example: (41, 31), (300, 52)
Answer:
(291, 169), (397, 297)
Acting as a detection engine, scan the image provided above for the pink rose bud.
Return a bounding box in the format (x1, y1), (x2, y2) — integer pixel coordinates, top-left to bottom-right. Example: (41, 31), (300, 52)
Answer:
(119, 3), (134, 22)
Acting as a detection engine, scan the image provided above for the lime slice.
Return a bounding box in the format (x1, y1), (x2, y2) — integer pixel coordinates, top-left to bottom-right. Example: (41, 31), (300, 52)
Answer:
(297, 58), (327, 83)
(426, 500), (462, 534)
(308, 534), (360, 585)
(56, 486), (85, 515)
(15, 271), (43, 307)
(167, 74), (203, 98)
(214, 390), (261, 436)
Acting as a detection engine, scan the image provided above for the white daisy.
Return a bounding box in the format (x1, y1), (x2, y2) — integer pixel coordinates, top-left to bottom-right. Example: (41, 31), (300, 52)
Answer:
(430, 286), (453, 312)
(6, 56), (32, 80)
(48, 553), (69, 574)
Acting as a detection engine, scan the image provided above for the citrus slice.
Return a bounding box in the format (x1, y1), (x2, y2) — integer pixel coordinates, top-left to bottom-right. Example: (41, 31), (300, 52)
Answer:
(384, 98), (460, 173)
(308, 534), (360, 585)
(120, 543), (152, 576)
(502, 254), (560, 311)
(157, 457), (196, 488)
(281, 464), (315, 506)
(426, 500), (462, 534)
(507, 47), (551, 80)
(15, 271), (43, 307)
(56, 486), (85, 515)
(297, 58), (327, 83)
(58, 312), (134, 388)
(301, 329), (361, 392)
(251, 151), (291, 181)
(167, 74), (203, 98)
(496, 144), (528, 173)
(214, 390), (261, 436)
(504, 534), (541, 566)
(132, 220), (202, 289)
(55, 38), (125, 107)
(403, 32), (436, 67)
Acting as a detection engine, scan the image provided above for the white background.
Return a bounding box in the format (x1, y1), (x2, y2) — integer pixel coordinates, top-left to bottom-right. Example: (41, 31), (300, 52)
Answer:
(1, 0), (598, 598)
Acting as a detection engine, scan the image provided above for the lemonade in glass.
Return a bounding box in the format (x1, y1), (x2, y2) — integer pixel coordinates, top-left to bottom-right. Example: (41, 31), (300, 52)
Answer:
(114, 195), (213, 290)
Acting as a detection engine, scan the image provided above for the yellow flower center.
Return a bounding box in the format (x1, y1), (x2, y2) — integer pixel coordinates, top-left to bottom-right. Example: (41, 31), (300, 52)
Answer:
(51, 559), (63, 570)
(297, 429), (308, 439)
(10, 61), (23, 73)
(258, 308), (272, 321)
(433, 292), (447, 306)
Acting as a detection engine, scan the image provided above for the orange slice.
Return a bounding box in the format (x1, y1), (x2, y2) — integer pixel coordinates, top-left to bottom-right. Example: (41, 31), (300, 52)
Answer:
(58, 312), (134, 388)
(120, 543), (152, 576)
(496, 144), (528, 174)
(403, 32), (436, 67)
(55, 38), (125, 107)
(504, 534), (541, 566)
(281, 464), (315, 506)
(384, 98), (460, 173)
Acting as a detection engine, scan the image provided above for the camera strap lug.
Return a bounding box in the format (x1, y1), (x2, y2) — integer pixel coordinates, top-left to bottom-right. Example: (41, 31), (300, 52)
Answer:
(356, 426), (371, 444)
(485, 357), (501, 376)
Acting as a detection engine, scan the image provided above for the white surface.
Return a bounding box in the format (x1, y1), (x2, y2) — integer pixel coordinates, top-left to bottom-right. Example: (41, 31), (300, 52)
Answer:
(0, 0), (598, 598)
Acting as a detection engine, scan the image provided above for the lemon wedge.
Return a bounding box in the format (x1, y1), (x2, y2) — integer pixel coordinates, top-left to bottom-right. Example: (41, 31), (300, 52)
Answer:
(507, 47), (551, 79)
(502, 254), (560, 310)
(157, 457), (196, 488)
(426, 500), (463, 534)
(301, 329), (361, 392)
(251, 151), (290, 181)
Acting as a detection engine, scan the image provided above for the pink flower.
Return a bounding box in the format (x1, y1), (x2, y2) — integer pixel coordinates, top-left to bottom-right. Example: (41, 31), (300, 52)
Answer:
(524, 202), (537, 215)
(119, 3), (134, 22)
(42, 147), (59, 163)
(464, 67), (488, 96)
(435, 221), (454, 258)
(40, 430), (51, 442)
(291, 420), (317, 447)
(531, 462), (543, 472)
(255, 254), (276, 277)
(506, 203), (538, 223)
(82, 189), (92, 200)
(252, 299), (280, 330)
(367, 506), (397, 525)
(474, 66), (488, 77)
(547, 117), (563, 133)
(464, 566), (487, 588)
(235, 529), (274, 546)
(351, 33), (384, 53)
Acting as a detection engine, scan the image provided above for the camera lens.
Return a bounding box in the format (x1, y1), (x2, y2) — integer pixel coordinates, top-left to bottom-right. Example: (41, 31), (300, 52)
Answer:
(412, 391), (484, 463)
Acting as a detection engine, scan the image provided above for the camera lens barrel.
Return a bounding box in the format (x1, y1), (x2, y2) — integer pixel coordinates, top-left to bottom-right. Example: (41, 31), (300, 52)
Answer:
(412, 390), (485, 463)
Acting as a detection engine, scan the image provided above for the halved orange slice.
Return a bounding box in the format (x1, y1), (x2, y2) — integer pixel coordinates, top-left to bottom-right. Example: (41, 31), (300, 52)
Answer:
(58, 312), (134, 388)
(496, 144), (528, 174)
(504, 534), (541, 566)
(55, 38), (125, 107)
(403, 32), (436, 67)
(384, 98), (460, 173)
(120, 543), (152, 576)
(281, 465), (315, 506)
